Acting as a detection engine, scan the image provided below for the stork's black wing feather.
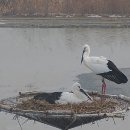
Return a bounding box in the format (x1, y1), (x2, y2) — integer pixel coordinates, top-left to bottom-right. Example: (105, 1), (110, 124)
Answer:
(34, 92), (62, 104)
(97, 60), (128, 84)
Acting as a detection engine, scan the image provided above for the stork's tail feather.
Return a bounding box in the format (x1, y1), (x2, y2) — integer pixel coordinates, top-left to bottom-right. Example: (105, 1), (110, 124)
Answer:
(98, 70), (128, 84)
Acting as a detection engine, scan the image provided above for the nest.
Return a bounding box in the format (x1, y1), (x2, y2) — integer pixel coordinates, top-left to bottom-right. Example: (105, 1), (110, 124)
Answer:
(16, 97), (118, 113)
(0, 91), (129, 130)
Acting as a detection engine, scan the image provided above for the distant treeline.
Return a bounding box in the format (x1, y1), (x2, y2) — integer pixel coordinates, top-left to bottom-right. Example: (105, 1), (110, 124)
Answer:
(0, 0), (130, 16)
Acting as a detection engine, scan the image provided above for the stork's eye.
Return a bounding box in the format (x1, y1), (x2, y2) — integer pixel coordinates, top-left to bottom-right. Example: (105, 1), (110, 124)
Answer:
(78, 86), (81, 88)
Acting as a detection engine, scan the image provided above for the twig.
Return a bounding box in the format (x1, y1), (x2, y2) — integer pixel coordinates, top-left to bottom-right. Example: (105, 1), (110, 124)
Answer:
(112, 117), (116, 125)
(13, 115), (23, 130)
(22, 119), (29, 125)
(96, 121), (99, 127)
(17, 118), (23, 130)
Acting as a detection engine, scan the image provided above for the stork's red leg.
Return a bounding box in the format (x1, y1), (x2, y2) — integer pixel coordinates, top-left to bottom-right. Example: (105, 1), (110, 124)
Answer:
(102, 79), (106, 94)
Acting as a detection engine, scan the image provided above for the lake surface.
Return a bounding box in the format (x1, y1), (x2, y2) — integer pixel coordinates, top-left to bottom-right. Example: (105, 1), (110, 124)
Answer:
(0, 28), (130, 130)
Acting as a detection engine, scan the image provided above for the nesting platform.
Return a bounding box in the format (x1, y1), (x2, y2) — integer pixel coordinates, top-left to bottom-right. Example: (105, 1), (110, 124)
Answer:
(0, 91), (130, 130)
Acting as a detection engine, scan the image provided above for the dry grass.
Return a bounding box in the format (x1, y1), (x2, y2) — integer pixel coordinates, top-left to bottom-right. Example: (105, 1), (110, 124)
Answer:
(16, 97), (118, 113)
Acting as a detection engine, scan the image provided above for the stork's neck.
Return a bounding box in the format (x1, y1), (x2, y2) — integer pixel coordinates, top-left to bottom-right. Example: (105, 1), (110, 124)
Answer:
(73, 90), (81, 99)
(84, 50), (90, 59)
(73, 90), (86, 100)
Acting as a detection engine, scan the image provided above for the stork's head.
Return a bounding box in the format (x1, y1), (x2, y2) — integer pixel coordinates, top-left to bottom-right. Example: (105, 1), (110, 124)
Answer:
(71, 82), (93, 101)
(71, 82), (81, 93)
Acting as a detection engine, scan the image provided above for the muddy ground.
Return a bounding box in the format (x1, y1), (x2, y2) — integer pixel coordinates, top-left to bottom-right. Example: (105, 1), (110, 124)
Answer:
(0, 17), (130, 28)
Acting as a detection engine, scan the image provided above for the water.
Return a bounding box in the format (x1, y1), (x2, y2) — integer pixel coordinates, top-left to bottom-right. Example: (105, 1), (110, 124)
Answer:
(0, 28), (130, 130)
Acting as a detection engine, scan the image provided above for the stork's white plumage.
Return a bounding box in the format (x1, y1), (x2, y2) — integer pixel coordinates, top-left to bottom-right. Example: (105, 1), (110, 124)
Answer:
(81, 44), (128, 94)
(34, 82), (93, 104)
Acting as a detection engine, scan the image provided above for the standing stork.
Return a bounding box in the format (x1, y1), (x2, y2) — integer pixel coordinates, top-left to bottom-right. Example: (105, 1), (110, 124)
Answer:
(81, 44), (128, 94)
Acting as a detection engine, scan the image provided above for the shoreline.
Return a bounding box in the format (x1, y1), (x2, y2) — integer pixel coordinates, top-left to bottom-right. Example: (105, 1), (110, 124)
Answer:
(0, 17), (130, 28)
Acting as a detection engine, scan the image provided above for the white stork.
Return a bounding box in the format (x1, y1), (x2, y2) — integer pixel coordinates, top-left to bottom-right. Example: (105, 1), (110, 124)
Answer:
(81, 44), (128, 94)
(34, 82), (93, 104)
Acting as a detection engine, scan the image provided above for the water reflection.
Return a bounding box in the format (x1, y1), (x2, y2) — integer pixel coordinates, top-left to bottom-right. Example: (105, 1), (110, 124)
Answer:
(77, 68), (130, 96)
(0, 28), (130, 130)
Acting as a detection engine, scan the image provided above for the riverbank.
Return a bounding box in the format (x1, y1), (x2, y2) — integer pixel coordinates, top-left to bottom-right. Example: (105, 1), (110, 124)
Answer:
(0, 17), (130, 28)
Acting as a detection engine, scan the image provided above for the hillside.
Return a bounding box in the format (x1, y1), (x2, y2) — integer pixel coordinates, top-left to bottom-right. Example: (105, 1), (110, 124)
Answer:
(0, 0), (130, 17)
